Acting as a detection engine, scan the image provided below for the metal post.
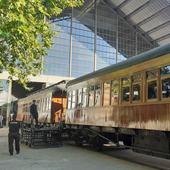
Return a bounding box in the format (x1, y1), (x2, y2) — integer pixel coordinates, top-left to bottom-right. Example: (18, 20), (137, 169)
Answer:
(6, 79), (12, 125)
(94, 0), (97, 71)
(69, 7), (73, 77)
(135, 30), (138, 55)
(116, 14), (118, 64)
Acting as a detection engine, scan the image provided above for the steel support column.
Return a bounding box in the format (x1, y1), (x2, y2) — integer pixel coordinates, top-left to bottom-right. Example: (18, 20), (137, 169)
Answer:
(116, 15), (119, 64)
(69, 8), (73, 77)
(93, 0), (97, 71)
(135, 31), (138, 55)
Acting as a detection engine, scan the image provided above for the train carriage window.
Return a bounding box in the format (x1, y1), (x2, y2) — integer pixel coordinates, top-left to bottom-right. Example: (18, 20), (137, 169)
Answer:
(43, 98), (45, 112)
(161, 65), (170, 99)
(148, 81), (157, 99)
(67, 92), (72, 109)
(89, 86), (95, 107)
(146, 70), (158, 100)
(162, 78), (170, 98)
(111, 80), (119, 105)
(103, 82), (111, 106)
(46, 98), (48, 110)
(121, 77), (130, 102)
(44, 98), (46, 111)
(82, 88), (88, 107)
(45, 98), (48, 111)
(48, 97), (51, 110)
(41, 98), (43, 112)
(147, 70), (158, 79)
(95, 84), (101, 106)
(132, 73), (142, 102)
(77, 89), (82, 107)
(23, 104), (26, 113)
(132, 84), (141, 101)
(160, 65), (170, 75)
(44, 98), (47, 111)
(39, 99), (42, 112)
(72, 90), (77, 108)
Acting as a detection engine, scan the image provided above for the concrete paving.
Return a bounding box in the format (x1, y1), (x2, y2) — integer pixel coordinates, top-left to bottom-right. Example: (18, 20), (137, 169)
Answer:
(0, 127), (157, 170)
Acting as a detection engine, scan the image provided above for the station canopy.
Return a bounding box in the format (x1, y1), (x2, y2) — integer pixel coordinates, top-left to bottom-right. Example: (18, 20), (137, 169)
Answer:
(105, 0), (170, 45)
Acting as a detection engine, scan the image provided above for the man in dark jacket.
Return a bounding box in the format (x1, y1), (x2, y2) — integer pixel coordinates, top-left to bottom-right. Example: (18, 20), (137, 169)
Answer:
(30, 100), (38, 125)
(8, 114), (20, 155)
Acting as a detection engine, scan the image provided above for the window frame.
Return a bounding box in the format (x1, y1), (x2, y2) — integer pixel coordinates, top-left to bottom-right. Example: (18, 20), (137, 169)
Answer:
(77, 89), (83, 108)
(121, 77), (131, 104)
(111, 79), (119, 105)
(103, 81), (111, 106)
(67, 91), (72, 109)
(71, 90), (77, 109)
(88, 85), (95, 107)
(160, 65), (170, 101)
(94, 83), (101, 107)
(146, 69), (159, 102)
(161, 76), (170, 100)
(82, 87), (88, 108)
(131, 73), (142, 103)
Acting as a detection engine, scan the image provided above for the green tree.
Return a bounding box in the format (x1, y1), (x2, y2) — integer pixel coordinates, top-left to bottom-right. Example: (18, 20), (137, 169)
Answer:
(0, 0), (83, 88)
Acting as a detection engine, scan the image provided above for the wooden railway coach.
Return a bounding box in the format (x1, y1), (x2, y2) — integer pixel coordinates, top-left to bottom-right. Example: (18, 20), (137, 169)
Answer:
(17, 81), (67, 124)
(66, 44), (170, 158)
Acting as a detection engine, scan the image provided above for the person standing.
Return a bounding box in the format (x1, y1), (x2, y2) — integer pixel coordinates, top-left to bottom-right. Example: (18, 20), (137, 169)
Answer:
(8, 114), (20, 155)
(0, 114), (3, 128)
(30, 100), (38, 126)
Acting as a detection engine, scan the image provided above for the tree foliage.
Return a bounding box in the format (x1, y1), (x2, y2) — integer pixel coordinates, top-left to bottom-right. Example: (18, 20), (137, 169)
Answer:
(0, 0), (83, 87)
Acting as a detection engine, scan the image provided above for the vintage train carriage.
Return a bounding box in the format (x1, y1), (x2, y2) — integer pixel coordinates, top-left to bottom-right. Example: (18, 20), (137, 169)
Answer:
(66, 44), (170, 157)
(17, 81), (67, 124)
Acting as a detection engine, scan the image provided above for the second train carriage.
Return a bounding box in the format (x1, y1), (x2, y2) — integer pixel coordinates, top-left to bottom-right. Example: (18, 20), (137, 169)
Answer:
(17, 81), (67, 124)
(65, 44), (170, 157)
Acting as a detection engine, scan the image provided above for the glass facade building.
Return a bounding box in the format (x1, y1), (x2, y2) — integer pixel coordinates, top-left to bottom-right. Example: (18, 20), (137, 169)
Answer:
(0, 0), (160, 125)
(42, 1), (157, 78)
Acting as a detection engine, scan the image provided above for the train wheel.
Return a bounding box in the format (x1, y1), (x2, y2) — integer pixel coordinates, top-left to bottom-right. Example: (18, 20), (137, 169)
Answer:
(74, 135), (83, 146)
(93, 136), (103, 151)
(123, 135), (132, 146)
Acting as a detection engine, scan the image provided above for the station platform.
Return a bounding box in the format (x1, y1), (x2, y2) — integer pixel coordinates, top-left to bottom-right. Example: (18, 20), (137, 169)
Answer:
(0, 127), (170, 170)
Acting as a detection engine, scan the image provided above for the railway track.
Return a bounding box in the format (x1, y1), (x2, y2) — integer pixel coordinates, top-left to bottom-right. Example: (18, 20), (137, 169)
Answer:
(101, 147), (170, 170)
(64, 140), (170, 170)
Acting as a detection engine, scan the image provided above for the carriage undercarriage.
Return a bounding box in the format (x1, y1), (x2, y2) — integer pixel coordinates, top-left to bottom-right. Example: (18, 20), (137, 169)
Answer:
(68, 125), (170, 159)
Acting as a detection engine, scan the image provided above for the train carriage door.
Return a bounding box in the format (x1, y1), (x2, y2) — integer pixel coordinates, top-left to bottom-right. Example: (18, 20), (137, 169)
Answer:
(51, 91), (63, 123)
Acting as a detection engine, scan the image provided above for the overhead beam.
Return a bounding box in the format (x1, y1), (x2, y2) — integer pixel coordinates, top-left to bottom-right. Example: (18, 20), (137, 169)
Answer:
(76, 0), (100, 19)
(136, 5), (170, 26)
(124, 0), (150, 19)
(154, 33), (170, 42)
(115, 0), (132, 10)
(146, 21), (170, 34)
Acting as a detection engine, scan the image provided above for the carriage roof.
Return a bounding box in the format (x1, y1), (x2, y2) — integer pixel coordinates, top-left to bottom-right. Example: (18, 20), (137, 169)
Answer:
(24, 80), (67, 98)
(67, 44), (170, 87)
